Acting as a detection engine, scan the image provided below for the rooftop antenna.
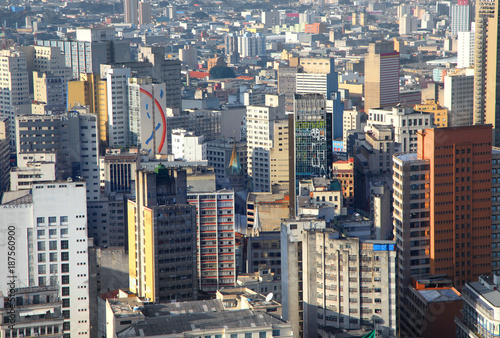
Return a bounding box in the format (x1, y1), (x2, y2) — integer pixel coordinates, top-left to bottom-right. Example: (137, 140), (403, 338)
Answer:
(265, 292), (274, 302)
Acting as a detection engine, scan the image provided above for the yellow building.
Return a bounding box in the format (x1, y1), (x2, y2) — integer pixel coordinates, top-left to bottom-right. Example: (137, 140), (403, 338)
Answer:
(128, 166), (198, 302)
(414, 99), (448, 127)
(270, 119), (289, 187)
(67, 73), (108, 144)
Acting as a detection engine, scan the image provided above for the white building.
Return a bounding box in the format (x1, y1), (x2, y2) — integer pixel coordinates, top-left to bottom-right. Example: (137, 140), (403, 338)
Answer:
(0, 182), (90, 338)
(450, 4), (471, 36)
(457, 27), (475, 68)
(367, 106), (434, 153)
(343, 108), (366, 151)
(171, 129), (207, 161)
(238, 33), (266, 58)
(10, 161), (57, 190)
(246, 104), (286, 192)
(443, 69), (474, 127)
(399, 15), (417, 35)
(0, 49), (30, 149)
(104, 66), (131, 147)
(128, 78), (168, 157)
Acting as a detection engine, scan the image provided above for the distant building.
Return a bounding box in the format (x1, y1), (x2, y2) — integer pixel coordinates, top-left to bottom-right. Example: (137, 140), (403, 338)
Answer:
(124, 0), (138, 25)
(414, 99), (448, 128)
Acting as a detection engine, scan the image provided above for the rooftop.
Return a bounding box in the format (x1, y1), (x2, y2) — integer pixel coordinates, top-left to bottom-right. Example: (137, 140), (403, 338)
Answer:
(417, 288), (461, 303)
(141, 299), (223, 318)
(395, 152), (419, 162)
(1, 190), (32, 205)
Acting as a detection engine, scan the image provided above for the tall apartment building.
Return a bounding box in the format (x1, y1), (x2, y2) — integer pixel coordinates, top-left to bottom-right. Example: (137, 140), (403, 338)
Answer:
(187, 190), (237, 293)
(278, 66), (297, 111)
(68, 73), (108, 146)
(124, 0), (138, 24)
(138, 46), (182, 108)
(237, 33), (266, 58)
(36, 34), (131, 79)
(128, 167), (198, 302)
(281, 219), (397, 337)
(179, 45), (198, 69)
(394, 124), (493, 290)
(399, 15), (418, 35)
(270, 119), (290, 187)
(0, 182), (90, 338)
(103, 66), (131, 147)
(0, 49), (30, 149)
(457, 27), (475, 68)
(246, 105), (286, 192)
(451, 4), (472, 35)
(343, 109), (366, 152)
(443, 69), (475, 127)
(367, 106), (434, 153)
(128, 77), (168, 156)
(473, 0), (500, 144)
(364, 40), (400, 111)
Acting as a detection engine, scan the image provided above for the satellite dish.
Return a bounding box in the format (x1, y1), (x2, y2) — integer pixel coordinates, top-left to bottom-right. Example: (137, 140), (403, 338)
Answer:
(265, 292), (274, 302)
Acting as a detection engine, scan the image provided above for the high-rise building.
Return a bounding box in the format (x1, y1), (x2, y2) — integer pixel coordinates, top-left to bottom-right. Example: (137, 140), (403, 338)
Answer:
(270, 119), (290, 187)
(399, 14), (418, 35)
(443, 69), (475, 127)
(457, 28), (475, 68)
(278, 66), (297, 112)
(67, 73), (109, 147)
(128, 77), (168, 157)
(0, 49), (30, 150)
(492, 148), (500, 274)
(179, 45), (198, 69)
(0, 118), (9, 192)
(0, 182), (91, 337)
(364, 40), (400, 111)
(262, 11), (280, 29)
(103, 66), (131, 147)
(128, 166), (198, 302)
(473, 0), (500, 144)
(187, 190), (236, 293)
(451, 4), (472, 36)
(393, 125), (492, 290)
(32, 71), (67, 115)
(138, 0), (152, 25)
(124, 0), (139, 25)
(246, 105), (286, 192)
(237, 33), (266, 58)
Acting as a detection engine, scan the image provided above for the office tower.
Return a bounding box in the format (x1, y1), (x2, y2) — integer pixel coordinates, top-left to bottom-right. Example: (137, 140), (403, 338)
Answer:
(457, 27), (475, 68)
(342, 109), (365, 151)
(179, 45), (198, 69)
(278, 66), (297, 112)
(364, 40), (400, 111)
(393, 125), (492, 291)
(124, 0), (138, 25)
(397, 4), (412, 17)
(281, 219), (397, 337)
(0, 182), (90, 337)
(68, 73), (108, 147)
(237, 33), (266, 58)
(294, 94), (333, 181)
(443, 69), (474, 127)
(138, 0), (151, 25)
(32, 71), (67, 115)
(187, 190), (236, 293)
(474, 0), (500, 144)
(414, 99), (448, 128)
(0, 49), (30, 150)
(138, 46), (182, 108)
(166, 5), (177, 20)
(103, 66), (131, 147)
(367, 106), (434, 152)
(128, 167), (198, 302)
(246, 105), (286, 192)
(36, 28), (131, 79)
(493, 148), (500, 274)
(456, 276), (500, 337)
(128, 77), (168, 156)
(451, 3), (472, 36)
(399, 15), (418, 35)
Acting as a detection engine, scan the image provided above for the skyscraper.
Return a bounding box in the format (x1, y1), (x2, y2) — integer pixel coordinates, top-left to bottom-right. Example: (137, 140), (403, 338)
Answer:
(124, 0), (139, 25)
(138, 0), (151, 25)
(451, 3), (472, 36)
(473, 0), (500, 144)
(364, 40), (400, 111)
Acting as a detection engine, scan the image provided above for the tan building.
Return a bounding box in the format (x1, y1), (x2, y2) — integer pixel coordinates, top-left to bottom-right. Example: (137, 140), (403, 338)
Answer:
(414, 99), (448, 127)
(364, 40), (400, 111)
(247, 187), (290, 233)
(299, 57), (334, 74)
(68, 73), (108, 145)
(270, 119), (289, 187)
(207, 56), (226, 71)
(333, 158), (355, 207)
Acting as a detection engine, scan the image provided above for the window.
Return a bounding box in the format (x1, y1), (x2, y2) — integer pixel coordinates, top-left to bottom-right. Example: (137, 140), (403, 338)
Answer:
(62, 275), (70, 285)
(61, 240), (69, 249)
(38, 241), (46, 251)
(38, 253), (46, 262)
(121, 320), (132, 325)
(259, 332), (267, 338)
(62, 310), (70, 319)
(60, 216), (68, 223)
(50, 253), (57, 262)
(246, 334), (252, 338)
(272, 330), (280, 336)
(231, 335), (238, 338)
(37, 229), (45, 238)
(49, 216), (57, 225)
(61, 252), (69, 261)
(62, 264), (69, 273)
(37, 217), (45, 225)
(63, 322), (70, 331)
(49, 241), (57, 250)
(61, 229), (68, 237)
(62, 287), (70, 296)
(50, 264), (58, 274)
(38, 265), (46, 274)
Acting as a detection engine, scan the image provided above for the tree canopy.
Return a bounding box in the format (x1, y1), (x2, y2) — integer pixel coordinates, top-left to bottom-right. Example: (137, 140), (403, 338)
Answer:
(209, 66), (236, 79)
